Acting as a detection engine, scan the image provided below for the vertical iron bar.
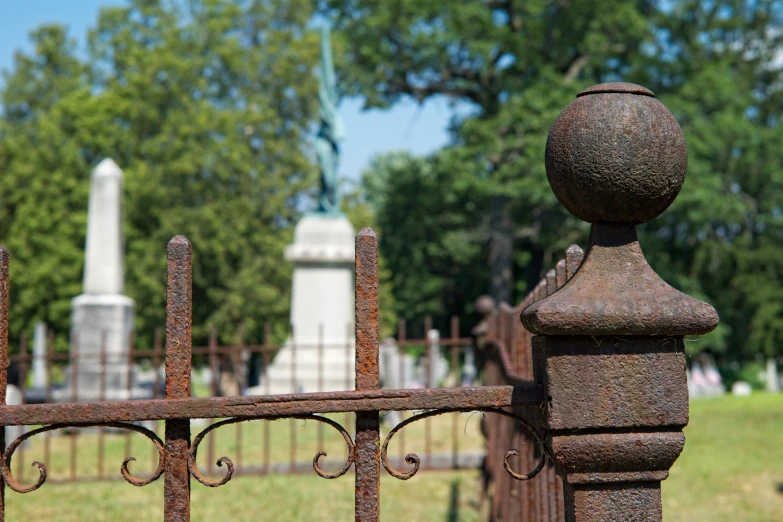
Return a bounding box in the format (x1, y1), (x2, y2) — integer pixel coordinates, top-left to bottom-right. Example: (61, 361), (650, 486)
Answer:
(44, 329), (53, 474)
(397, 319), (406, 468)
(70, 334), (78, 480)
(450, 316), (459, 469)
(354, 228), (380, 522)
(235, 419), (242, 476)
(235, 328), (244, 475)
(345, 322), (352, 436)
(263, 323), (270, 475)
(208, 326), (217, 476)
(424, 316), (432, 470)
(0, 246), (9, 521)
(289, 325), (296, 473)
(153, 327), (163, 400)
(556, 474), (565, 521)
(317, 323), (324, 452)
(98, 333), (107, 479)
(153, 327), (162, 463)
(548, 463), (557, 521)
(164, 236), (192, 522)
(125, 332), (134, 462)
(16, 333), (27, 482)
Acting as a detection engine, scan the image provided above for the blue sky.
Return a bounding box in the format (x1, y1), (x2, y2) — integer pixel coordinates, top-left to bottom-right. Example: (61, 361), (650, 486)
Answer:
(0, 0), (453, 182)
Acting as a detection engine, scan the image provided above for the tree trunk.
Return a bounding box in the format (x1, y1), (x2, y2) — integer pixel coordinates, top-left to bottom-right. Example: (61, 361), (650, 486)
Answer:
(489, 194), (513, 304)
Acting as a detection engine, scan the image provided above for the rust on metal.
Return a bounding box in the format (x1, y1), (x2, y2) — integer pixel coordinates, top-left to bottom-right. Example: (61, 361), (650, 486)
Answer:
(381, 407), (546, 481)
(523, 82), (720, 522)
(0, 221), (563, 518)
(164, 235), (192, 522)
(354, 227), (380, 522)
(188, 414), (354, 486)
(208, 325), (217, 476)
(546, 82), (686, 224)
(0, 385), (541, 426)
(522, 224), (719, 336)
(476, 243), (582, 520)
(0, 422), (165, 493)
(0, 246), (8, 521)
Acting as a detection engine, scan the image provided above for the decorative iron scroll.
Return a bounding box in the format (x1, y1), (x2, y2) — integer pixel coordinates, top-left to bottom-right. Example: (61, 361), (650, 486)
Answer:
(189, 414), (355, 487)
(0, 409), (545, 492)
(0, 422), (165, 493)
(380, 407), (547, 481)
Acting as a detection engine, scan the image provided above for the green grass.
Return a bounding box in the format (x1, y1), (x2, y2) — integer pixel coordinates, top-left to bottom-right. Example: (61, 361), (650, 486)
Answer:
(3, 393), (781, 520)
(662, 392), (783, 522)
(4, 411), (486, 521)
(5, 470), (486, 521)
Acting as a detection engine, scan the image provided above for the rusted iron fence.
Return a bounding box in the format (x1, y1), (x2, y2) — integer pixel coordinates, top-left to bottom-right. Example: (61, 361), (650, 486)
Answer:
(0, 230), (546, 522)
(475, 244), (584, 522)
(0, 82), (719, 522)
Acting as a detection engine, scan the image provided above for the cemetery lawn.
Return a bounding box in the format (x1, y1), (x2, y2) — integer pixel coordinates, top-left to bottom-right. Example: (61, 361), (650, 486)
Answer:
(662, 392), (783, 522)
(3, 394), (782, 520)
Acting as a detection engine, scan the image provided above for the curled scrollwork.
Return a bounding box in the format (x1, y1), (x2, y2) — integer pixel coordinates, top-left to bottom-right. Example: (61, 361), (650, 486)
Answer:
(381, 407), (546, 481)
(0, 422), (165, 493)
(189, 414), (355, 487)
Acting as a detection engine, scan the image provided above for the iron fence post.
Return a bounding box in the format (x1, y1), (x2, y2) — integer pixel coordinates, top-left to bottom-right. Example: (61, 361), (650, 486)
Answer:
(164, 236), (193, 522)
(354, 228), (380, 522)
(0, 247), (9, 521)
(522, 82), (719, 522)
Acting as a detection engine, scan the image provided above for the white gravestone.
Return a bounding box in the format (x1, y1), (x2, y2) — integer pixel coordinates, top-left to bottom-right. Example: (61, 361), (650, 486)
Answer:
(248, 215), (356, 395)
(462, 345), (476, 386)
(5, 384), (27, 448)
(55, 159), (144, 402)
(32, 321), (47, 389)
(424, 329), (449, 388)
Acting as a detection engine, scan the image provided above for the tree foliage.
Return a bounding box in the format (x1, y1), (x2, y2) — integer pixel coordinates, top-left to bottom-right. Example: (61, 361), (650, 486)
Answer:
(0, 0), (320, 350)
(329, 0), (783, 360)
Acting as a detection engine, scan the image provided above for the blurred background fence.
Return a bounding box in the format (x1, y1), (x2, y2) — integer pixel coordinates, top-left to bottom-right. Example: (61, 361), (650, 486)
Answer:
(3, 318), (489, 486)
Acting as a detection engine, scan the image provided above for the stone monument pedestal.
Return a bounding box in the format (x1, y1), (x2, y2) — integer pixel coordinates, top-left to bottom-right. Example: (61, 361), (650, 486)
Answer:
(249, 214), (355, 395)
(54, 294), (147, 401)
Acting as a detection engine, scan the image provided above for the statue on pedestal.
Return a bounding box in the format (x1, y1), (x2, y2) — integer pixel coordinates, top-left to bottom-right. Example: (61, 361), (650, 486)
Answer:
(247, 25), (356, 395)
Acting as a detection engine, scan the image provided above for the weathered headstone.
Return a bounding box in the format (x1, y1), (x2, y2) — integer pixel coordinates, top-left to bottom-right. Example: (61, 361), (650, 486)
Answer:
(55, 159), (145, 402)
(5, 384), (26, 448)
(424, 329), (448, 387)
(461, 345), (476, 386)
(23, 321), (49, 403)
(766, 357), (779, 393)
(32, 321), (47, 389)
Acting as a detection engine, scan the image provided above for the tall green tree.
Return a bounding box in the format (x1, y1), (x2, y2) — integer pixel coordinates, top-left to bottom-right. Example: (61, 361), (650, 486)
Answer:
(0, 0), (321, 350)
(325, 0), (652, 307)
(331, 0), (783, 361)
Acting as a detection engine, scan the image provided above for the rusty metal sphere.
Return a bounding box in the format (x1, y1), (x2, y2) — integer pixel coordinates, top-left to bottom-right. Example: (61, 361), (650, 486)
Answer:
(545, 82), (687, 223)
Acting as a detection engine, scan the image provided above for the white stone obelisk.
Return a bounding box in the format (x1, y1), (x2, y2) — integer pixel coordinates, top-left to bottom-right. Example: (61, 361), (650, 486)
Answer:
(58, 159), (137, 401)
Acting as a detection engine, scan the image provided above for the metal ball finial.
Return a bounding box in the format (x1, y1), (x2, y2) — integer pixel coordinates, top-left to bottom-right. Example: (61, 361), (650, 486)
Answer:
(545, 82), (687, 223)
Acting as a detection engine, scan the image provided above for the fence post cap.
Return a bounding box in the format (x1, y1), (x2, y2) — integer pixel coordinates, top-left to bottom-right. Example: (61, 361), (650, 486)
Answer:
(521, 84), (718, 336)
(545, 82), (687, 224)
